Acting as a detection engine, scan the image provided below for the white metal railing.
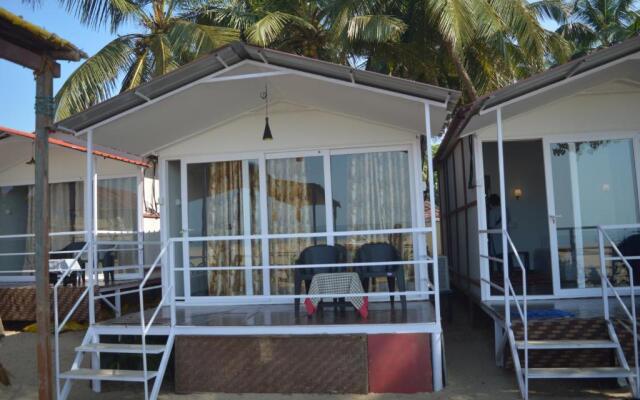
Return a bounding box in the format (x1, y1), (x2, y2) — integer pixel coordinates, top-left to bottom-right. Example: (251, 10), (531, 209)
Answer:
(51, 235), (165, 400)
(139, 243), (173, 400)
(53, 242), (90, 400)
(597, 224), (640, 396)
(479, 228), (528, 398)
(170, 226), (440, 303)
(0, 230), (153, 282)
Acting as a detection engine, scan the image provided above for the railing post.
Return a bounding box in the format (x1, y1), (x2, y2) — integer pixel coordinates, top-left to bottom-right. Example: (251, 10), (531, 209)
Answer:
(169, 240), (176, 327)
(598, 227), (610, 323)
(53, 285), (60, 400)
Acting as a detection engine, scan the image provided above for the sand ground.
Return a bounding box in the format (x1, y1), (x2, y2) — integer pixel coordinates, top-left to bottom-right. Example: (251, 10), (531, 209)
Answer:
(0, 296), (633, 400)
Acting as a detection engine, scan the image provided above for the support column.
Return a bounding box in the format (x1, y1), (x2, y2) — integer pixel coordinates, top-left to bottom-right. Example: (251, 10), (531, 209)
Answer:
(424, 103), (442, 391)
(34, 59), (54, 400)
(496, 108), (510, 327)
(85, 130), (101, 392)
(85, 130), (95, 325)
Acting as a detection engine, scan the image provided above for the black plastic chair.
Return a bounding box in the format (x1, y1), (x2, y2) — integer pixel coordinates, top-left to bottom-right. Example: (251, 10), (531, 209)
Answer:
(355, 242), (406, 308)
(294, 244), (346, 311)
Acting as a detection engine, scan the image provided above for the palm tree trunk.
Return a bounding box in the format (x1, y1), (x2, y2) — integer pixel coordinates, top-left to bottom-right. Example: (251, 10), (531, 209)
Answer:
(444, 40), (478, 102)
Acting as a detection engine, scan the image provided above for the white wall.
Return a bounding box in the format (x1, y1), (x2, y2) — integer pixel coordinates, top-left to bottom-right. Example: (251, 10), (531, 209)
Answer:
(476, 80), (640, 141)
(0, 140), (139, 186)
(157, 103), (417, 159)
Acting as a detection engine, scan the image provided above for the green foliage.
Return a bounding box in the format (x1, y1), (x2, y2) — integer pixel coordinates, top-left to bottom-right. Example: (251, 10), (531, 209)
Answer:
(557, 0), (640, 56)
(55, 0), (239, 120)
(53, 0), (610, 119)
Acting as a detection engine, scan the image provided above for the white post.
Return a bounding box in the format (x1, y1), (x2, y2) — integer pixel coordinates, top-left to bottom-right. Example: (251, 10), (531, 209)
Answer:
(85, 130), (101, 392)
(85, 130), (95, 324)
(424, 103), (442, 391)
(496, 108), (510, 328)
(431, 330), (443, 391)
(137, 167), (145, 278)
(241, 160), (253, 295)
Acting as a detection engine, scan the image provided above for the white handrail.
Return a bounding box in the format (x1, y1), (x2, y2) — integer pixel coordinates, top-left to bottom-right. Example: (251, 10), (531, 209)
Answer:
(179, 226), (433, 243)
(598, 225), (640, 395)
(174, 258), (434, 272)
(53, 242), (90, 400)
(139, 243), (170, 400)
(505, 232), (528, 396)
(479, 228), (528, 397)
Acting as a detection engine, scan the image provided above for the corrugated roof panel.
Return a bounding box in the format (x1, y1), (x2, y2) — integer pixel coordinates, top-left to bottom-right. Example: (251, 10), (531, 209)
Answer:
(482, 35), (640, 110)
(57, 42), (460, 134)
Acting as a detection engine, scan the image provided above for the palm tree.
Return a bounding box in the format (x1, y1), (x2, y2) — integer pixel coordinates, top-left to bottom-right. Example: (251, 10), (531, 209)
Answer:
(55, 0), (239, 120)
(200, 0), (406, 63)
(558, 0), (640, 56)
(365, 0), (572, 101)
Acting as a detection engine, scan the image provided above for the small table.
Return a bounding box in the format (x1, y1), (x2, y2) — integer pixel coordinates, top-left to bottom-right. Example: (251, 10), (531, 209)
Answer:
(304, 272), (368, 318)
(49, 259), (83, 286)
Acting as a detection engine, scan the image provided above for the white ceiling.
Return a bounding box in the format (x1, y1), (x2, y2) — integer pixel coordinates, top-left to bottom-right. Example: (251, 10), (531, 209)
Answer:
(89, 62), (449, 156)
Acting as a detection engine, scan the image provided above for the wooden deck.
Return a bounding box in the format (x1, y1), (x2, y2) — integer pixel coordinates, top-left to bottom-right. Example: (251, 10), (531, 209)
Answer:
(100, 300), (436, 328)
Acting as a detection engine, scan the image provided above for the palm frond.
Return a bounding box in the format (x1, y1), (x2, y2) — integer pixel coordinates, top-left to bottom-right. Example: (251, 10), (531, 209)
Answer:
(60, 0), (142, 32)
(528, 0), (570, 24)
(346, 15), (406, 43)
(247, 11), (316, 46)
(121, 48), (151, 91)
(149, 34), (177, 77)
(55, 35), (140, 120)
(169, 19), (239, 57)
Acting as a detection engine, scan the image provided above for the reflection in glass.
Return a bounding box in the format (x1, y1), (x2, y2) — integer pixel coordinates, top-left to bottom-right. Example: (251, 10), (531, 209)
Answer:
(331, 151), (414, 292)
(0, 177), (137, 275)
(267, 156), (326, 294)
(551, 139), (640, 288)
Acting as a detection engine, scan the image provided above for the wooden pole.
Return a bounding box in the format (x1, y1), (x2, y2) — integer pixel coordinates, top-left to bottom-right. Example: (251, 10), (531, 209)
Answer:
(34, 58), (54, 400)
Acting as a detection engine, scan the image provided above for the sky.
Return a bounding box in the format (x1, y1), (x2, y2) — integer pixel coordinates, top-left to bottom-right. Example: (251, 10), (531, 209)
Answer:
(0, 0), (138, 132)
(0, 1), (560, 132)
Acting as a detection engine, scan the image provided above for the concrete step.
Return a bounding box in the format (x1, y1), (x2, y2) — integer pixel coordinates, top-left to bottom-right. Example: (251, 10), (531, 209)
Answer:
(59, 368), (158, 382)
(516, 339), (618, 350)
(76, 343), (166, 354)
(528, 367), (634, 379)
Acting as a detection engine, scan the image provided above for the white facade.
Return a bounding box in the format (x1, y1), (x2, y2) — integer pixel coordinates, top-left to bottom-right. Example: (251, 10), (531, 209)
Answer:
(439, 61), (640, 302)
(0, 135), (150, 281)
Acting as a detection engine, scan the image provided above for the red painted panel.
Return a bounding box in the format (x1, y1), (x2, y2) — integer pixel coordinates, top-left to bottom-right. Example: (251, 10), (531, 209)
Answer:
(367, 333), (432, 393)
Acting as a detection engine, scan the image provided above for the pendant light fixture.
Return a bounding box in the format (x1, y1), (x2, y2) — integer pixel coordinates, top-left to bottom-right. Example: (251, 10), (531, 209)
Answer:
(260, 84), (273, 141)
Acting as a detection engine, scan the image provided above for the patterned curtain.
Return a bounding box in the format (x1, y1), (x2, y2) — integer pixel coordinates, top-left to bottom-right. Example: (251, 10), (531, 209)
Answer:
(267, 158), (315, 294)
(206, 161), (244, 295)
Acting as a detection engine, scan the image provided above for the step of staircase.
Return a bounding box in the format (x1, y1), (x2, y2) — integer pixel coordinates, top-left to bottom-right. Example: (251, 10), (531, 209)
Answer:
(528, 367), (635, 379)
(75, 343), (166, 354)
(59, 368), (158, 382)
(516, 339), (618, 350)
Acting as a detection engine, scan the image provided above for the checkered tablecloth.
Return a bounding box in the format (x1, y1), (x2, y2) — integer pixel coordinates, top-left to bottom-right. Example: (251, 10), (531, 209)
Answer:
(304, 272), (368, 318)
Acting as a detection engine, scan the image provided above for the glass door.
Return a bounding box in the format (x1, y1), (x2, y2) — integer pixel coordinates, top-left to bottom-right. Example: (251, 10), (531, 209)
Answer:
(175, 145), (424, 303)
(545, 136), (640, 293)
(182, 158), (262, 298)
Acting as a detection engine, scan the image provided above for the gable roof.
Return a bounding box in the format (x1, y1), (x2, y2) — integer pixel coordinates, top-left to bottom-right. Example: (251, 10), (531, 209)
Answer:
(436, 34), (640, 161)
(57, 42), (459, 134)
